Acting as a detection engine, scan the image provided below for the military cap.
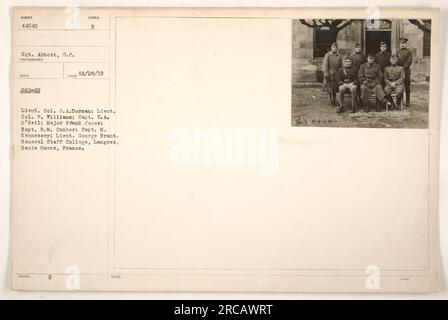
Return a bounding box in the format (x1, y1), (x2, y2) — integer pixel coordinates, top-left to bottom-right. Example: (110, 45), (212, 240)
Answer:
(390, 54), (398, 59)
(380, 41), (387, 46)
(367, 53), (375, 58)
(331, 42), (338, 48)
(399, 37), (408, 43)
(355, 42), (361, 47)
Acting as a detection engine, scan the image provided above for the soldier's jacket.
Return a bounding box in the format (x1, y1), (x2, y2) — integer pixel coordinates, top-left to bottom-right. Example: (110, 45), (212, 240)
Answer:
(375, 51), (391, 71)
(358, 62), (383, 84)
(397, 48), (413, 71)
(384, 65), (405, 85)
(349, 51), (366, 71)
(322, 51), (342, 76)
(338, 65), (359, 85)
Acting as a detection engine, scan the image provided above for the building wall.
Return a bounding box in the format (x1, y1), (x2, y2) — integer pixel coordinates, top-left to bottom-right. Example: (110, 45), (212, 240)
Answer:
(292, 19), (430, 85)
(401, 20), (430, 82)
(292, 19), (315, 83)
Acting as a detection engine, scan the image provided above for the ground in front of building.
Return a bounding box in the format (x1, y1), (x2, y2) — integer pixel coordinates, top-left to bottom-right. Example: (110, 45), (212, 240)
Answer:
(291, 83), (429, 129)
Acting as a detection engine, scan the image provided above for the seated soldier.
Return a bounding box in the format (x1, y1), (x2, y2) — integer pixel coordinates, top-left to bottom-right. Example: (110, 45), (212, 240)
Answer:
(358, 53), (386, 112)
(349, 43), (366, 108)
(337, 56), (358, 113)
(384, 54), (405, 111)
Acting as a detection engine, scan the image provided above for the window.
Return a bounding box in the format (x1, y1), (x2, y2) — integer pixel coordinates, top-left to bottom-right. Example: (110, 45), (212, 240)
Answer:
(313, 28), (333, 58)
(365, 19), (392, 31)
(423, 21), (431, 57)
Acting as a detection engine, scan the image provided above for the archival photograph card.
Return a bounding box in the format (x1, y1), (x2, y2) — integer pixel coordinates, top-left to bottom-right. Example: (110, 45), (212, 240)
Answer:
(10, 7), (440, 292)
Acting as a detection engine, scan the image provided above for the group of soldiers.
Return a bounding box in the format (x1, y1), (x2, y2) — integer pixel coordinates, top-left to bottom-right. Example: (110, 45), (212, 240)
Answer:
(322, 37), (413, 113)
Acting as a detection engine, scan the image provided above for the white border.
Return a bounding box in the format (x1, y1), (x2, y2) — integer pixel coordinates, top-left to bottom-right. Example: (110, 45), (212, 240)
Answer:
(1, 0), (447, 299)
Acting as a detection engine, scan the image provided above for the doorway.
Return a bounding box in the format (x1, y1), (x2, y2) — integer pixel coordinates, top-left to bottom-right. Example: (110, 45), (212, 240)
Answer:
(365, 30), (391, 56)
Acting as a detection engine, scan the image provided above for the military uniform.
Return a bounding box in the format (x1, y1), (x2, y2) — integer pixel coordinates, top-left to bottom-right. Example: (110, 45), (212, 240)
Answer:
(349, 51), (367, 72)
(337, 65), (359, 112)
(384, 64), (405, 110)
(384, 65), (405, 95)
(322, 50), (342, 105)
(349, 50), (366, 107)
(358, 61), (385, 111)
(397, 47), (413, 106)
(375, 51), (391, 72)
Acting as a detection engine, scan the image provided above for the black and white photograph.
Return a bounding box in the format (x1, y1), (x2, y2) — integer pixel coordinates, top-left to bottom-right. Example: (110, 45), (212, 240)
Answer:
(292, 19), (431, 128)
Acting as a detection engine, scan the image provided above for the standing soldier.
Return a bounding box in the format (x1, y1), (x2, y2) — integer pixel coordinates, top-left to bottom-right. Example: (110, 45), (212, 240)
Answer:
(384, 54), (405, 111)
(397, 37), (413, 107)
(350, 42), (367, 72)
(375, 41), (391, 73)
(322, 42), (342, 106)
(358, 53), (386, 112)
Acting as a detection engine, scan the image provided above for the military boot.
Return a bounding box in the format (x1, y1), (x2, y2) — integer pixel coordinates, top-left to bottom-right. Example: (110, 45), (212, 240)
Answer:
(405, 89), (410, 108)
(396, 96), (402, 111)
(377, 100), (384, 112)
(336, 105), (343, 113)
(329, 94), (334, 106)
